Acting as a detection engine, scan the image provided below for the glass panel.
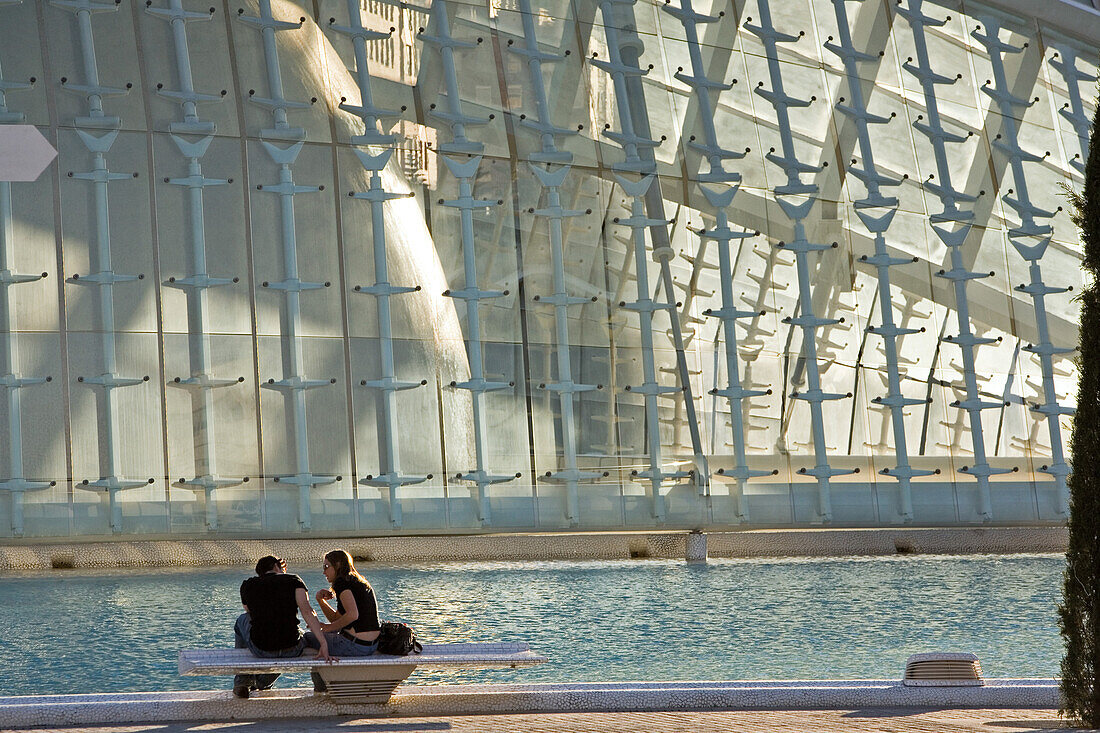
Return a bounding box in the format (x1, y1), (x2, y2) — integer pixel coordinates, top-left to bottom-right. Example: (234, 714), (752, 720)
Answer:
(0, 334), (68, 538)
(136, 1), (241, 137)
(7, 154), (59, 332)
(43, 2), (148, 132)
(248, 140), (342, 338)
(162, 332), (260, 477)
(227, 2), (334, 143)
(58, 130), (157, 334)
(152, 133), (252, 336)
(0, 2), (49, 126)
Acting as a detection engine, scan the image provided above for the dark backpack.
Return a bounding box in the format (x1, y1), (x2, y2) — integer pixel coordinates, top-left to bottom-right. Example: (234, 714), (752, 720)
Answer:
(376, 621), (423, 656)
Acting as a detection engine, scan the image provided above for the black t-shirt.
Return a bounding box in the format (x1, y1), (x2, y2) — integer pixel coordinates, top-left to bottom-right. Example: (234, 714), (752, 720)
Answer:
(333, 575), (380, 633)
(240, 573), (307, 651)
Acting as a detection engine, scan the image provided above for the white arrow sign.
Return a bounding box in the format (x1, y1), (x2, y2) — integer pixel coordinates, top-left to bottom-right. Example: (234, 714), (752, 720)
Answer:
(0, 125), (58, 182)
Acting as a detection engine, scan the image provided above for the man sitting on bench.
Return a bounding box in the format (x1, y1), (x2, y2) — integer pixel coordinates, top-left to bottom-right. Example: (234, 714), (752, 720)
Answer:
(233, 555), (331, 698)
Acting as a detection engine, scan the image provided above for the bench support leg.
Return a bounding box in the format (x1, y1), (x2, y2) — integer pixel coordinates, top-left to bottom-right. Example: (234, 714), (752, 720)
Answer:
(315, 663), (417, 704)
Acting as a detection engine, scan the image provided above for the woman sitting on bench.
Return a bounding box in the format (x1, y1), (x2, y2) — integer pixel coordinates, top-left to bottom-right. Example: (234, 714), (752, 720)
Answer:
(311, 550), (381, 655)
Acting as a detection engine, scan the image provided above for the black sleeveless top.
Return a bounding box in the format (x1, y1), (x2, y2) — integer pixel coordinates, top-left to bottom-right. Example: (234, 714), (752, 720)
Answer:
(332, 575), (380, 633)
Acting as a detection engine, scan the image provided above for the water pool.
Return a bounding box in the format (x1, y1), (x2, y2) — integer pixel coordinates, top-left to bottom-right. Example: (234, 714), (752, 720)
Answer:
(0, 554), (1063, 695)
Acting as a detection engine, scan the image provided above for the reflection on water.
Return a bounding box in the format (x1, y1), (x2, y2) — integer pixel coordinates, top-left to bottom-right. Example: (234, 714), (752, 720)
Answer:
(0, 554), (1063, 695)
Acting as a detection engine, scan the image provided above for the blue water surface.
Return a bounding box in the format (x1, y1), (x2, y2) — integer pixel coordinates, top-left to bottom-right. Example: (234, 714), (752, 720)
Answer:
(0, 553), (1063, 695)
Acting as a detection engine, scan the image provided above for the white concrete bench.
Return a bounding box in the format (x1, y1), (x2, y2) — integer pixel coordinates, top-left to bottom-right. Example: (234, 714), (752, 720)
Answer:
(179, 642), (547, 704)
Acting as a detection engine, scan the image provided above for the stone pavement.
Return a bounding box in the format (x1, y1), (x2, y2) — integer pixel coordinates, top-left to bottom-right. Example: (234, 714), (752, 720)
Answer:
(0, 708), (1085, 732)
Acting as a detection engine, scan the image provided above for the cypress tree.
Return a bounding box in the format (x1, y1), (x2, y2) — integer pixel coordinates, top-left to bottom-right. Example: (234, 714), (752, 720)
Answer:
(1061, 88), (1100, 726)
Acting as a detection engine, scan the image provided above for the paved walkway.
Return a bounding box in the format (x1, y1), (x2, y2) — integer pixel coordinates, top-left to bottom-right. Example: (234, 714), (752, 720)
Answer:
(0, 708), (1085, 732)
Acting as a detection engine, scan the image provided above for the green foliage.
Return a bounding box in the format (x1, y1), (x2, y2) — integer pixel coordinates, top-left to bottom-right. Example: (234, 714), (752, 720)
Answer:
(1061, 87), (1100, 727)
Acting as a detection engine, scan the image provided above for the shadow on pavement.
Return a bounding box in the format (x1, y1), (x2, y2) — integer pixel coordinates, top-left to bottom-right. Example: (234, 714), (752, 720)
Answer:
(984, 720), (1081, 731)
(841, 708), (949, 718)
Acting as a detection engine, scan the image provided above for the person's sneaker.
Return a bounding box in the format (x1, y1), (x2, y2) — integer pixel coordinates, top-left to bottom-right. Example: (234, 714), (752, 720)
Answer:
(232, 684), (250, 699)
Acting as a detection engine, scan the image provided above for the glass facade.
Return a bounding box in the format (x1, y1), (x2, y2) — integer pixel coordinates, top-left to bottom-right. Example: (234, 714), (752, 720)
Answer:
(0, 0), (1092, 538)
